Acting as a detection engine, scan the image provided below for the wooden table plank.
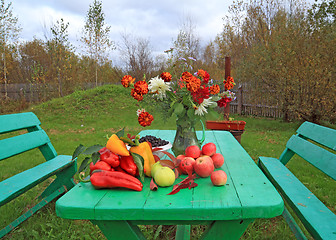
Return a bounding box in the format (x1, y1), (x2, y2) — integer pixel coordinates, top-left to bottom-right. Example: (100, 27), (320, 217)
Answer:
(213, 131), (284, 219)
(94, 179), (150, 220)
(192, 131), (242, 220)
(56, 182), (106, 219)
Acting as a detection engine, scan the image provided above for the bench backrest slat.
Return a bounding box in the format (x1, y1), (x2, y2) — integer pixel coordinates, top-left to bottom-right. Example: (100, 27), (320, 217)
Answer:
(0, 130), (51, 161)
(285, 135), (336, 180)
(296, 121), (336, 151)
(0, 112), (41, 134)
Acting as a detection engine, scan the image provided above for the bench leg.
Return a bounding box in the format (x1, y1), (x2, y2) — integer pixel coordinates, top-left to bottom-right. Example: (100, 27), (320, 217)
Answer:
(200, 219), (254, 240)
(91, 220), (146, 240)
(38, 162), (76, 200)
(175, 225), (191, 240)
(0, 186), (67, 238)
(282, 206), (308, 240)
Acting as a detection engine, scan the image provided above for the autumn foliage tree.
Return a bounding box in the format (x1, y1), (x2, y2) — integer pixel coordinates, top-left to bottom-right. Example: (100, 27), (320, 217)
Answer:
(214, 0), (336, 123)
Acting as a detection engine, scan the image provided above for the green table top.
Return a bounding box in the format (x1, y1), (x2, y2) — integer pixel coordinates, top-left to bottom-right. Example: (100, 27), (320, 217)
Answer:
(56, 130), (284, 222)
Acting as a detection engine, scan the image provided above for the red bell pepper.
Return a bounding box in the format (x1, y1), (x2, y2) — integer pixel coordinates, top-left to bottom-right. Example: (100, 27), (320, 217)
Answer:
(90, 170), (143, 191)
(90, 161), (112, 175)
(99, 147), (120, 168)
(120, 155), (138, 176)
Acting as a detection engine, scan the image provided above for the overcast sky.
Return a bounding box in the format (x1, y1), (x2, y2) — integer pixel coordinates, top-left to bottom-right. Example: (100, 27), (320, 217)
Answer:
(10, 0), (318, 64)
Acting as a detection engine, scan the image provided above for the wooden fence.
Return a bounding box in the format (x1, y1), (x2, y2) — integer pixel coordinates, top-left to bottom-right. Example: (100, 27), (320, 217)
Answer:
(0, 83), (105, 102)
(1, 83), (283, 119)
(229, 85), (282, 118)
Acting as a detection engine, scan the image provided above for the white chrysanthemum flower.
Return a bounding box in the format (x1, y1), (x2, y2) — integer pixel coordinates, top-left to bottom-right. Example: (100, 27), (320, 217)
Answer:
(137, 108), (146, 116)
(148, 76), (171, 100)
(195, 97), (215, 116)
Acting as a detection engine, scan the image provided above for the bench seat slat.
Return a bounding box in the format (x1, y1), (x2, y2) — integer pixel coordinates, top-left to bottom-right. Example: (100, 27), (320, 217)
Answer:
(0, 130), (50, 160)
(0, 112), (40, 134)
(259, 156), (336, 240)
(297, 122), (336, 151)
(286, 135), (336, 180)
(0, 155), (74, 207)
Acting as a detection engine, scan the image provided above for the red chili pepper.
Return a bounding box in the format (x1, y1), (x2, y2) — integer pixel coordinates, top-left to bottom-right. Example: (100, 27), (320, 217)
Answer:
(90, 161), (112, 174)
(120, 155), (138, 176)
(90, 170), (143, 191)
(99, 147), (120, 168)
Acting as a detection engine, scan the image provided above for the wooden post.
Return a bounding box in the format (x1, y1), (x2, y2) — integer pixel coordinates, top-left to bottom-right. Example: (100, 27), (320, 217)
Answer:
(237, 85), (243, 115)
(225, 56), (231, 80)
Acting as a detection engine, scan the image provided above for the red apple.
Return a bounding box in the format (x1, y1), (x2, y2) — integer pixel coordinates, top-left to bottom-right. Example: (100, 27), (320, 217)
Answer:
(185, 145), (201, 159)
(202, 142), (216, 156)
(211, 170), (227, 186)
(211, 153), (224, 168)
(176, 155), (186, 161)
(194, 155), (214, 178)
(179, 157), (196, 175)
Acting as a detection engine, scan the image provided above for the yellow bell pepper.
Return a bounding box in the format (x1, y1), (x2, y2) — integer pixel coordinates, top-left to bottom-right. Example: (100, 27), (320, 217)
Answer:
(130, 142), (155, 177)
(106, 134), (130, 156)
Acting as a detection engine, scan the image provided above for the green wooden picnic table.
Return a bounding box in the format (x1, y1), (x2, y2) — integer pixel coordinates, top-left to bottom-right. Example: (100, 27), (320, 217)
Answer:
(56, 130), (284, 239)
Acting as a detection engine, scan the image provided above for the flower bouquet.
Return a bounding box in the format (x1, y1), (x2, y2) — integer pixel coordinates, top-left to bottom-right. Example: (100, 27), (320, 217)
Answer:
(121, 57), (236, 155)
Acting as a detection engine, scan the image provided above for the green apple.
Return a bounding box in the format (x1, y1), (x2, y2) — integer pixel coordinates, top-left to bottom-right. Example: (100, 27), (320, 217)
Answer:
(151, 161), (163, 178)
(154, 166), (175, 187)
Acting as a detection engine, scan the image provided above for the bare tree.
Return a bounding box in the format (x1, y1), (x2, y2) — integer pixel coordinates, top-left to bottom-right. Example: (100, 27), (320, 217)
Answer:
(119, 32), (154, 80)
(81, 0), (114, 86)
(0, 0), (21, 98)
(172, 16), (201, 61)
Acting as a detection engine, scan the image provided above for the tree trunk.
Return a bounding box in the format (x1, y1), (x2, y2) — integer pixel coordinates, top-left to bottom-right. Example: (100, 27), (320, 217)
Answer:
(95, 62), (98, 87)
(3, 52), (8, 98)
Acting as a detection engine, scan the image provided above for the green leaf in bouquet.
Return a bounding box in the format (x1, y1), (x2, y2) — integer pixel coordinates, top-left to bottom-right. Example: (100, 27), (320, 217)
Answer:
(130, 152), (145, 182)
(167, 107), (174, 117)
(211, 95), (222, 102)
(166, 90), (176, 101)
(82, 144), (104, 155)
(187, 108), (195, 120)
(173, 102), (185, 116)
(72, 144), (86, 160)
(182, 95), (192, 107)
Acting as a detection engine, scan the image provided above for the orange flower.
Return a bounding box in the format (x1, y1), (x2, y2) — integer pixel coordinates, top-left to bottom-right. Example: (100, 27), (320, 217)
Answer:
(138, 111), (154, 127)
(186, 76), (201, 93)
(134, 80), (149, 95)
(131, 89), (143, 101)
(197, 69), (210, 83)
(121, 75), (135, 88)
(210, 84), (220, 95)
(180, 71), (201, 92)
(181, 71), (193, 82)
(160, 72), (172, 82)
(223, 76), (235, 90)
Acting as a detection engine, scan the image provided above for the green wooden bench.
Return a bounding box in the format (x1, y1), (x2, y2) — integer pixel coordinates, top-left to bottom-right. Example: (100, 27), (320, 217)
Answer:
(258, 121), (336, 240)
(0, 112), (77, 238)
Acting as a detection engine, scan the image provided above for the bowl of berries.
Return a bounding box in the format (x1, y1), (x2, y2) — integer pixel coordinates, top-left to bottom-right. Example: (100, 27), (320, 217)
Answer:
(139, 135), (172, 159)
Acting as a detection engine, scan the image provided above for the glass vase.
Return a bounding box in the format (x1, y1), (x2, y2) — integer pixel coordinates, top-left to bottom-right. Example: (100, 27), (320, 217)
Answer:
(172, 114), (205, 157)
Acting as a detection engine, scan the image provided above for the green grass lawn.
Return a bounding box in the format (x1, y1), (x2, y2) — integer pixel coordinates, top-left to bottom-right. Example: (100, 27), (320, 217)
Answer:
(1, 84), (335, 239)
